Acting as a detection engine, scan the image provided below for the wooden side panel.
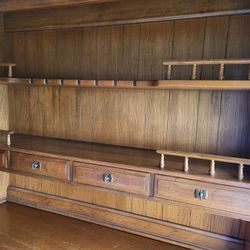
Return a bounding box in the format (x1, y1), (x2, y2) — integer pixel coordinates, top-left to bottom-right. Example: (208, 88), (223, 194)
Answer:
(0, 15), (9, 131)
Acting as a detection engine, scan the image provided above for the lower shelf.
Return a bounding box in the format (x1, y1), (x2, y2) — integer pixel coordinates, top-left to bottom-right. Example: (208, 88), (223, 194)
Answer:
(7, 186), (244, 250)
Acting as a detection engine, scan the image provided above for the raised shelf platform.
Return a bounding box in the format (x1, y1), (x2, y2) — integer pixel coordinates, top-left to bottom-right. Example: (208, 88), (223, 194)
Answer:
(1, 77), (250, 90)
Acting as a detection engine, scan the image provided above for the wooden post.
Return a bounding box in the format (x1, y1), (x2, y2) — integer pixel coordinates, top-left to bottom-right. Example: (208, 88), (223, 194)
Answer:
(209, 160), (216, 177)
(8, 65), (13, 78)
(6, 134), (11, 146)
(160, 154), (165, 169)
(219, 64), (225, 80)
(184, 157), (189, 173)
(191, 64), (197, 80)
(167, 65), (172, 80)
(238, 164), (244, 181)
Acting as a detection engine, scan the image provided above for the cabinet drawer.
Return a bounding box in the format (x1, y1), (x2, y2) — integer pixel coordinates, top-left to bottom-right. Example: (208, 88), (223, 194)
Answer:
(155, 175), (250, 216)
(10, 152), (71, 180)
(74, 162), (151, 196)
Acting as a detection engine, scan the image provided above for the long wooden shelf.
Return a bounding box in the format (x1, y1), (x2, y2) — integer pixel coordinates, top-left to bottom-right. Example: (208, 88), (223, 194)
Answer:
(1, 77), (250, 90)
(1, 134), (250, 188)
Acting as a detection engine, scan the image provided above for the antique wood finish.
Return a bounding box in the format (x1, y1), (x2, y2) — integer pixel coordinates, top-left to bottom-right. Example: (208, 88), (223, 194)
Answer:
(0, 15), (9, 132)
(0, 0), (118, 13)
(0, 172), (8, 204)
(5, 15), (250, 156)
(2, 134), (250, 189)
(74, 162), (151, 196)
(155, 175), (250, 216)
(246, 223), (250, 250)
(0, 203), (184, 250)
(8, 172), (246, 239)
(2, 78), (250, 90)
(10, 152), (71, 181)
(7, 187), (244, 250)
(0, 14), (10, 204)
(3, 0), (250, 32)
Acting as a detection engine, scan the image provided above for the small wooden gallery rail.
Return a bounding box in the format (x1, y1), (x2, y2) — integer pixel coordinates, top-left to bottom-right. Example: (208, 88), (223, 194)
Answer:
(157, 150), (250, 181)
(163, 59), (250, 80)
(0, 59), (250, 90)
(0, 130), (14, 146)
(0, 63), (16, 78)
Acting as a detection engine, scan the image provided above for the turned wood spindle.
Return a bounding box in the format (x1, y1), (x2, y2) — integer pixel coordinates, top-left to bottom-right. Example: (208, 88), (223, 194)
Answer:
(6, 134), (11, 146)
(209, 160), (216, 177)
(238, 164), (244, 181)
(160, 154), (165, 169)
(219, 63), (225, 80)
(191, 64), (197, 80)
(8, 65), (13, 78)
(248, 65), (250, 80)
(184, 157), (189, 173)
(167, 65), (172, 80)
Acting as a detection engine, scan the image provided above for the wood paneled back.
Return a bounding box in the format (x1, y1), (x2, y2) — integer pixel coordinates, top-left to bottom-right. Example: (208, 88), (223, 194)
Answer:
(5, 14), (250, 156)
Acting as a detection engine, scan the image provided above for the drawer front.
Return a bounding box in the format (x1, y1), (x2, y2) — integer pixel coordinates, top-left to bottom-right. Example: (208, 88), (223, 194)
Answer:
(74, 162), (151, 196)
(155, 175), (250, 216)
(10, 152), (70, 180)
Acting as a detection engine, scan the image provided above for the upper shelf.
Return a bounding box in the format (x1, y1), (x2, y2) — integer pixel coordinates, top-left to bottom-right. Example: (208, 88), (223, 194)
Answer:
(1, 77), (250, 90)
(1, 59), (250, 90)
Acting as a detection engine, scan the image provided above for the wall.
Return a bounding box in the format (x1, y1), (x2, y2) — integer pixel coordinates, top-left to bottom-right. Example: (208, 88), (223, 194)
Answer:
(5, 14), (250, 157)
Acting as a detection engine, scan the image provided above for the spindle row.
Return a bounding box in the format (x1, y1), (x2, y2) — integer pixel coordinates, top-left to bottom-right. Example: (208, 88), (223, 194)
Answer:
(163, 59), (250, 80)
(157, 150), (250, 181)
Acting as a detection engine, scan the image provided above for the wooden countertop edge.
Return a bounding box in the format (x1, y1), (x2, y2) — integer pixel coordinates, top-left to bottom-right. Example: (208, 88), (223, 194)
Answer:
(2, 145), (250, 190)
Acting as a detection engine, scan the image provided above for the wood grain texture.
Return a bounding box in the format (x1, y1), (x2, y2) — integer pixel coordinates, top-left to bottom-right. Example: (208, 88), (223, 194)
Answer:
(4, 0), (250, 32)
(5, 15), (250, 156)
(155, 175), (250, 216)
(0, 15), (9, 131)
(0, 15), (9, 202)
(8, 173), (246, 239)
(7, 187), (245, 250)
(0, 202), (183, 250)
(74, 162), (151, 196)
(10, 152), (71, 180)
(0, 0), (117, 13)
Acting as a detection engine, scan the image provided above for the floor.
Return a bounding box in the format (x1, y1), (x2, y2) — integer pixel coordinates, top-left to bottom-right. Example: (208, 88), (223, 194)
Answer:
(0, 202), (187, 250)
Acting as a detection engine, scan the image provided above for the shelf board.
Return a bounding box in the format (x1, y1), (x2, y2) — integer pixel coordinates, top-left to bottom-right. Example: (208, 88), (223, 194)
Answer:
(1, 77), (250, 90)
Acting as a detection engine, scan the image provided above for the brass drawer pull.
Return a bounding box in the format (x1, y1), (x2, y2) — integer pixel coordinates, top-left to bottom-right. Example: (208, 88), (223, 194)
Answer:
(32, 162), (42, 170)
(103, 173), (113, 183)
(194, 189), (208, 200)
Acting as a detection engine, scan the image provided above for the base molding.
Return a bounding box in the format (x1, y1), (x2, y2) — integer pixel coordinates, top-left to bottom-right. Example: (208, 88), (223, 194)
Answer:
(7, 186), (244, 250)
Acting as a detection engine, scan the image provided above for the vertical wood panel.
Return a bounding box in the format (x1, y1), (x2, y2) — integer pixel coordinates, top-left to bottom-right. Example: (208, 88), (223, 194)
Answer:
(5, 15), (250, 156)
(80, 28), (98, 79)
(217, 14), (250, 157)
(121, 24), (140, 80)
(138, 22), (174, 80)
(41, 31), (58, 78)
(0, 14), (9, 131)
(25, 32), (43, 77)
(166, 18), (206, 151)
(0, 15), (9, 201)
(97, 26), (123, 80)
(195, 17), (229, 154)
